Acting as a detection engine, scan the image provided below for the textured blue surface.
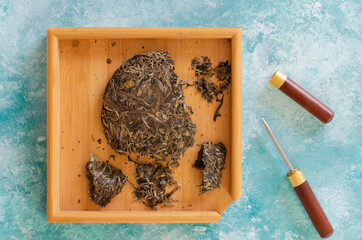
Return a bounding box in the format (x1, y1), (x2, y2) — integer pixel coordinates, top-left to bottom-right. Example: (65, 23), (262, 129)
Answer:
(0, 0), (361, 239)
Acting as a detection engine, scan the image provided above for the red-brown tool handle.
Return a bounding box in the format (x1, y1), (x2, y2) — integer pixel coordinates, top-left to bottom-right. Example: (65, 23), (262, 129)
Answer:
(279, 78), (334, 123)
(293, 181), (334, 238)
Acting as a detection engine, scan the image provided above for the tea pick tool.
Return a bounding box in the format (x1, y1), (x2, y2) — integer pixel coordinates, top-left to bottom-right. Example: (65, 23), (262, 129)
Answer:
(261, 118), (333, 238)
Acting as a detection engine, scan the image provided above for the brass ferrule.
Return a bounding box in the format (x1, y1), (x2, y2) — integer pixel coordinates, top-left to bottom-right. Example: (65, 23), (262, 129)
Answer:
(287, 168), (306, 187)
(270, 70), (287, 89)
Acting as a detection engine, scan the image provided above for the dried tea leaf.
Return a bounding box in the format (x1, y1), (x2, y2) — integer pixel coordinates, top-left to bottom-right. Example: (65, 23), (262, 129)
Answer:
(190, 57), (217, 103)
(86, 152), (128, 207)
(190, 56), (214, 78)
(190, 57), (231, 120)
(129, 156), (179, 209)
(193, 142), (227, 194)
(102, 51), (197, 164)
(213, 94), (224, 122)
(193, 77), (219, 103)
(214, 60), (231, 92)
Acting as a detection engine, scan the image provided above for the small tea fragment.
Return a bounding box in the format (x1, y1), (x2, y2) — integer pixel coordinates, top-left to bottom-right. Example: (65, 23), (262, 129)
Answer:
(193, 142), (227, 194)
(86, 152), (128, 207)
(213, 94), (224, 122)
(129, 156), (179, 209)
(102, 51), (197, 164)
(186, 106), (194, 114)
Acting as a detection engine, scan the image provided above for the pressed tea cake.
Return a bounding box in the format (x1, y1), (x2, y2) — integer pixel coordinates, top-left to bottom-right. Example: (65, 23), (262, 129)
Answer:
(102, 51), (197, 164)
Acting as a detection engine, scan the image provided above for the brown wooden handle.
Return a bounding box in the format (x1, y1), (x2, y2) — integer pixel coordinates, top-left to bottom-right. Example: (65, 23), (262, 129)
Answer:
(280, 78), (334, 123)
(293, 181), (334, 238)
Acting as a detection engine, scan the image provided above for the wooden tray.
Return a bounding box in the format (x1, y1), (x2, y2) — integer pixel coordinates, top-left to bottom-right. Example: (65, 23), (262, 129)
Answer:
(47, 27), (242, 223)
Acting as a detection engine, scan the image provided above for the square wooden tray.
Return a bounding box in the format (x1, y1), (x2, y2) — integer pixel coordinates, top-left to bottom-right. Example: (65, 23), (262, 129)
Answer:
(47, 27), (242, 223)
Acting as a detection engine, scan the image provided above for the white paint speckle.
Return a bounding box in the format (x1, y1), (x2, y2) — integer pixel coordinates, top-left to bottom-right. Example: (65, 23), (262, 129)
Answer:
(37, 136), (45, 142)
(251, 217), (262, 223)
(193, 226), (207, 232)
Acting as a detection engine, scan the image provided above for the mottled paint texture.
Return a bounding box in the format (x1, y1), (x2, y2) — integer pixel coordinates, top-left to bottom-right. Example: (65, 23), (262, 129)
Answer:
(0, 0), (361, 239)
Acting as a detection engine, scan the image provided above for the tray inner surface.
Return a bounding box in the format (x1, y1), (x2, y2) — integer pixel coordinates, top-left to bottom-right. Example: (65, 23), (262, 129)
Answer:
(59, 39), (232, 212)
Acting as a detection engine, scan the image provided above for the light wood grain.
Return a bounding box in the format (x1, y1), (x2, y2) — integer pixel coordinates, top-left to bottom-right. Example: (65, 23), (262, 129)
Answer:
(48, 28), (242, 223)
(49, 27), (240, 39)
(48, 211), (221, 223)
(47, 29), (60, 221)
(231, 30), (242, 200)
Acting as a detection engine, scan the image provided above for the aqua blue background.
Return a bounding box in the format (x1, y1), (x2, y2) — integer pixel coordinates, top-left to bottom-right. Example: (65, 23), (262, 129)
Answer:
(0, 0), (361, 239)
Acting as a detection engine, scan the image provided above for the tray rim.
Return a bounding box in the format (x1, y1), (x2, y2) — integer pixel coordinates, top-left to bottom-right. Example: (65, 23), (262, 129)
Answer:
(47, 27), (242, 223)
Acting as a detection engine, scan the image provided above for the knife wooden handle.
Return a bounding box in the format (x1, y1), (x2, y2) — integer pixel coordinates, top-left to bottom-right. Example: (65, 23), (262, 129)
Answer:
(288, 169), (334, 238)
(270, 70), (334, 123)
(280, 78), (334, 123)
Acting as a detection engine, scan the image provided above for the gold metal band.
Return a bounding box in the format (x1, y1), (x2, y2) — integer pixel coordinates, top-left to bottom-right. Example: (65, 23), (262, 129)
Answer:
(270, 70), (287, 89)
(287, 168), (306, 187)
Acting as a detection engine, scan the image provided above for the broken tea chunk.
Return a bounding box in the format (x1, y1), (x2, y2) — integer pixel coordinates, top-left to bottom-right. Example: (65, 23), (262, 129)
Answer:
(190, 57), (231, 121)
(129, 156), (180, 209)
(86, 152), (128, 207)
(102, 51), (197, 164)
(190, 56), (217, 103)
(214, 60), (231, 93)
(193, 142), (227, 194)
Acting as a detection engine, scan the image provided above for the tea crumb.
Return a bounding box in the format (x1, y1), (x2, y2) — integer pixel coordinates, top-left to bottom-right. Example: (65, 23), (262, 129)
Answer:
(111, 42), (116, 47)
(97, 138), (102, 144)
(106, 58), (111, 64)
(186, 106), (194, 114)
(78, 199), (80, 204)
(185, 82), (193, 88)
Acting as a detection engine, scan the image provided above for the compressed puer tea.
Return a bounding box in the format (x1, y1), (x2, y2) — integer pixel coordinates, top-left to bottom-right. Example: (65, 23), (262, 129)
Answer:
(86, 152), (128, 207)
(102, 51), (197, 164)
(193, 142), (227, 194)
